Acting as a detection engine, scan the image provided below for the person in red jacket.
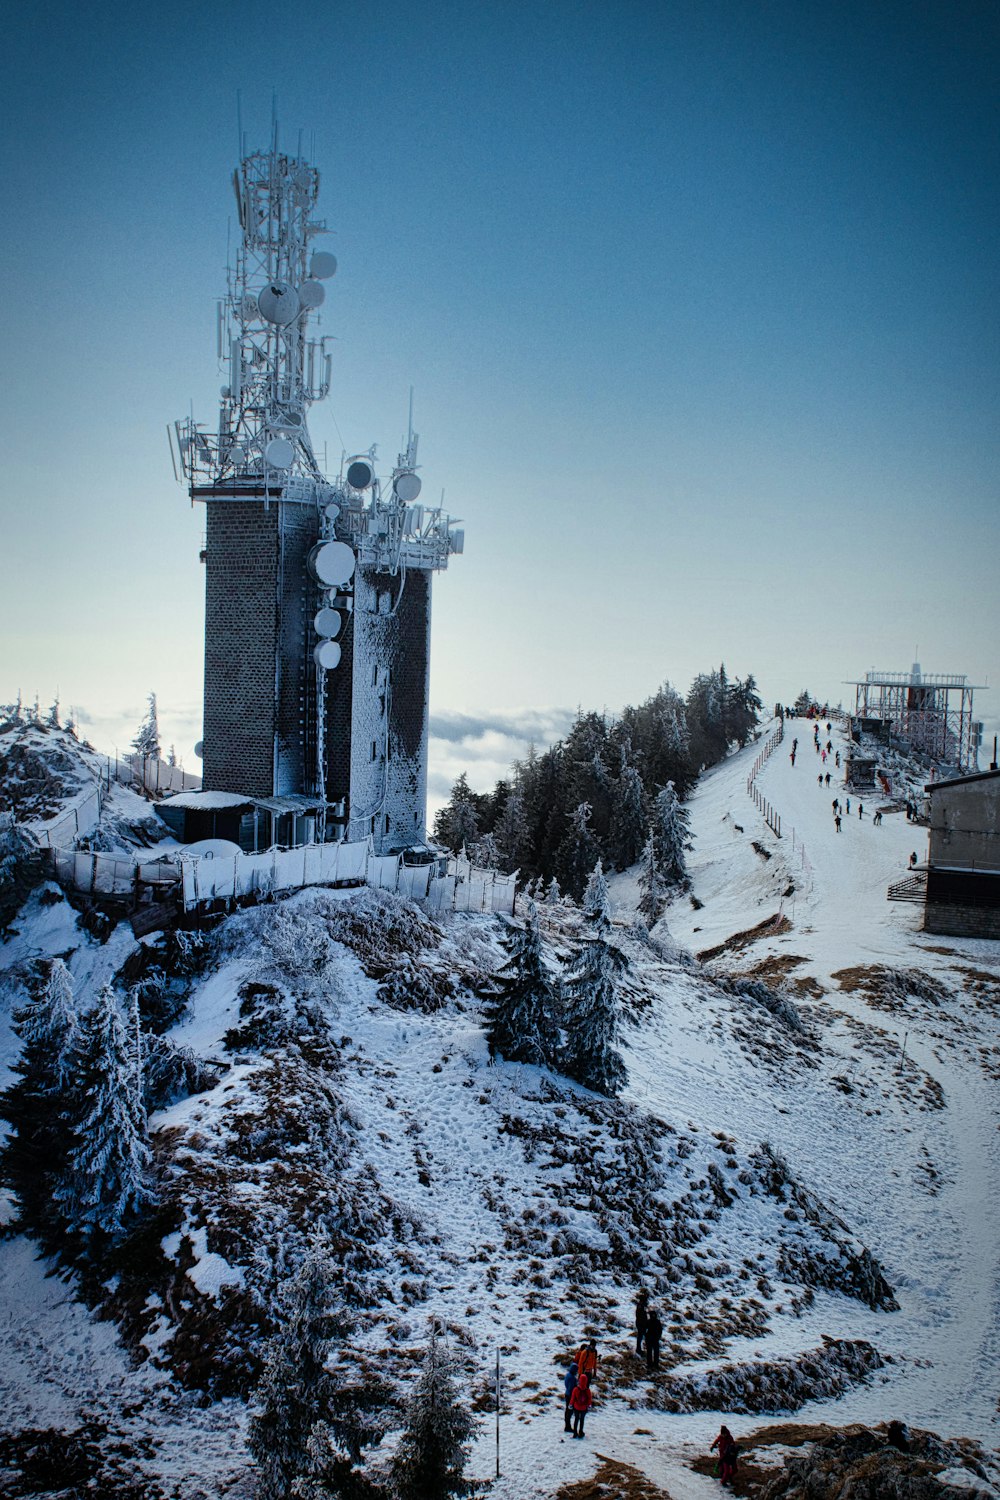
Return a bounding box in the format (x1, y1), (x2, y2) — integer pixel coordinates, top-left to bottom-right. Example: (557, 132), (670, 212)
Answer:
(711, 1425), (739, 1485)
(570, 1371), (592, 1437)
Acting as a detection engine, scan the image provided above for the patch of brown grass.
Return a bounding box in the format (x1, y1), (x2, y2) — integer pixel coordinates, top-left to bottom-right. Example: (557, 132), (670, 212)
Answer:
(698, 914), (792, 963)
(553, 1454), (675, 1499)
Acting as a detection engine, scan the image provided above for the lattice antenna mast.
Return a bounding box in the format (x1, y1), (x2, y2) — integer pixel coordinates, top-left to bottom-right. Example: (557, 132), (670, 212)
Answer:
(170, 129), (337, 491)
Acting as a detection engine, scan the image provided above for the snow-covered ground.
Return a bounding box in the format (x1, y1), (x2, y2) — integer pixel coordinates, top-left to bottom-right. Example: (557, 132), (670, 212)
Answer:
(0, 715), (997, 1498)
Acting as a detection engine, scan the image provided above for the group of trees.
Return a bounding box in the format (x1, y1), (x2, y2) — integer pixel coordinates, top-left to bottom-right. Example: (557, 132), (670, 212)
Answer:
(250, 1239), (476, 1499)
(0, 961), (153, 1254)
(487, 868), (627, 1097)
(433, 667), (760, 898)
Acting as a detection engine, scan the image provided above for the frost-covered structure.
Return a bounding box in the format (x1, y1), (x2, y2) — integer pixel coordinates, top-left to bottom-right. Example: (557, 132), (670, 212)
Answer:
(171, 129), (463, 853)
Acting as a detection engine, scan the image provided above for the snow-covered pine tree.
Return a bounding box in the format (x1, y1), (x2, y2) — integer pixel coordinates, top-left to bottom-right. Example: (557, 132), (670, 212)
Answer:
(249, 1240), (386, 1500)
(485, 902), (560, 1068)
(432, 773), (481, 854)
(0, 958), (79, 1239)
(651, 781), (692, 890)
(46, 696), (60, 729)
(582, 859), (610, 931)
(55, 983), (152, 1244)
(555, 801), (600, 902)
(544, 876), (561, 905)
(609, 760), (649, 871)
(494, 787), (530, 875)
(561, 931), (628, 1097)
(389, 1323), (477, 1500)
(637, 834), (669, 926)
(470, 831), (500, 870)
(132, 692), (161, 760)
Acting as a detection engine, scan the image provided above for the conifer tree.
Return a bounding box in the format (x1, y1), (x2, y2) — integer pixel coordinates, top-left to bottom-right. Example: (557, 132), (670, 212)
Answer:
(389, 1323), (477, 1500)
(651, 782), (692, 891)
(609, 760), (649, 870)
(432, 773), (481, 854)
(55, 983), (152, 1243)
(582, 860), (610, 931)
(250, 1241), (386, 1500)
(132, 692), (161, 760)
(544, 876), (561, 905)
(637, 834), (669, 926)
(494, 788), (530, 875)
(0, 959), (79, 1237)
(485, 903), (560, 1068)
(555, 801), (600, 902)
(562, 931), (627, 1098)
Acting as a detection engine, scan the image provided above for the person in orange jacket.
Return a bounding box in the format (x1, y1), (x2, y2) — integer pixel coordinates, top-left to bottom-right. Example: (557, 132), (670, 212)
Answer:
(574, 1340), (598, 1381)
(570, 1371), (592, 1437)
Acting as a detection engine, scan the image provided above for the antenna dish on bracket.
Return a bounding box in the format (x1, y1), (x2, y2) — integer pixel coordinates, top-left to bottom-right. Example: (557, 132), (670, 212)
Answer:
(299, 279), (325, 309)
(313, 640), (342, 670)
(346, 458), (374, 490)
(257, 281), (301, 325)
(314, 606), (342, 637)
(394, 471), (422, 503)
(265, 437), (295, 469)
(310, 251), (337, 279)
(308, 540), (356, 586)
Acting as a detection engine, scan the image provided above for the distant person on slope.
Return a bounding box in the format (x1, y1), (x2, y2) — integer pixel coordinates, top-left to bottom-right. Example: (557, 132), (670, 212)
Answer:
(711, 1425), (740, 1486)
(635, 1290), (649, 1355)
(562, 1358), (578, 1432)
(645, 1306), (663, 1371)
(575, 1340), (598, 1384)
(909, 851), (918, 869)
(835, 814), (842, 832)
(570, 1371), (592, 1438)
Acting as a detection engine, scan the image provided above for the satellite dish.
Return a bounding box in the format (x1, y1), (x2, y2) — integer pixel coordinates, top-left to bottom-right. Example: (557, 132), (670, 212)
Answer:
(308, 540), (356, 586)
(310, 251), (337, 279)
(265, 437), (295, 469)
(185, 838), (243, 859)
(324, 502), (340, 525)
(272, 409), (304, 434)
(257, 281), (301, 326)
(347, 458), (374, 490)
(299, 279), (325, 309)
(314, 606), (342, 637)
(394, 471), (422, 503)
(194, 741), (204, 758)
(314, 640), (342, 670)
(230, 442), (246, 463)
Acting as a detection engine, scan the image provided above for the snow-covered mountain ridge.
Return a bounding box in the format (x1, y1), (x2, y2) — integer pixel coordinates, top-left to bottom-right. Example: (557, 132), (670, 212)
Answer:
(1, 716), (998, 1498)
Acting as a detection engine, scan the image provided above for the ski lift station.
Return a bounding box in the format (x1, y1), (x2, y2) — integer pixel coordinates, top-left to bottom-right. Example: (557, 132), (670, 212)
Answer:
(164, 127), (464, 855)
(847, 663), (985, 776)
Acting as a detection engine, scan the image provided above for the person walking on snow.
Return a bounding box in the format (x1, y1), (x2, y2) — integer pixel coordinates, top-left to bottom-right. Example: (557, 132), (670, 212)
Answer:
(832, 798), (839, 813)
(711, 1425), (739, 1486)
(562, 1359), (578, 1432)
(874, 810), (882, 826)
(846, 798), (851, 814)
(575, 1340), (598, 1384)
(834, 814), (842, 832)
(635, 1290), (649, 1356)
(570, 1372), (592, 1438)
(825, 771), (831, 785)
(645, 1307), (663, 1371)
(858, 802), (864, 818)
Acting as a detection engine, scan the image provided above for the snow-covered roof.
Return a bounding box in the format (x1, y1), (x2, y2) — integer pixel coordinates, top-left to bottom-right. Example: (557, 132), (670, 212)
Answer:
(159, 790), (254, 811)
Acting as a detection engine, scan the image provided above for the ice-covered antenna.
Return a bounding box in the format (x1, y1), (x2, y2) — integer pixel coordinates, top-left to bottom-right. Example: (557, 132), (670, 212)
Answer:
(172, 122), (337, 493)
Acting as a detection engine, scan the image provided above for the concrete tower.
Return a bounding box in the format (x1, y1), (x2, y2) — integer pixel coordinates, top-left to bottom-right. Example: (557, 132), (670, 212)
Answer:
(172, 131), (462, 851)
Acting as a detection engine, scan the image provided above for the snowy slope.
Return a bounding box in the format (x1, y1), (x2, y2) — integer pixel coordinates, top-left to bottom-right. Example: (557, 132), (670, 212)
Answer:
(0, 717), (998, 1498)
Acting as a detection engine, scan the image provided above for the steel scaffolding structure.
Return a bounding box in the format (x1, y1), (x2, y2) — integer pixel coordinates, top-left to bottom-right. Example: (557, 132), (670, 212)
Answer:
(847, 666), (985, 774)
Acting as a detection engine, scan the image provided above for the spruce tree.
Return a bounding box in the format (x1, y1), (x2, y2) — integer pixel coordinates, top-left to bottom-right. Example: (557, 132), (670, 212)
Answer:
(55, 983), (152, 1244)
(637, 834), (669, 926)
(389, 1324), (477, 1500)
(609, 761), (649, 871)
(562, 931), (627, 1098)
(132, 692), (161, 760)
(582, 860), (610, 931)
(651, 782), (692, 891)
(0, 959), (79, 1238)
(494, 788), (530, 874)
(432, 773), (481, 854)
(250, 1241), (386, 1500)
(485, 903), (560, 1068)
(555, 801), (600, 902)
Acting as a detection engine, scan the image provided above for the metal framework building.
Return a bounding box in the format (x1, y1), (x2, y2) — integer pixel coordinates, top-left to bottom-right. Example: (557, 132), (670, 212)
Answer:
(847, 663), (984, 775)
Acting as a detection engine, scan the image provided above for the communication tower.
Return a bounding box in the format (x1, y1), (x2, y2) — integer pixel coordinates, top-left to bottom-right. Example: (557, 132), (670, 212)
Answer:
(847, 662), (985, 774)
(170, 126), (463, 851)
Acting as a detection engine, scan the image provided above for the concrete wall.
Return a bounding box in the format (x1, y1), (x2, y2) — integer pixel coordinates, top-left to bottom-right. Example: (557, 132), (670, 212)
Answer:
(923, 902), (1000, 941)
(927, 776), (1000, 872)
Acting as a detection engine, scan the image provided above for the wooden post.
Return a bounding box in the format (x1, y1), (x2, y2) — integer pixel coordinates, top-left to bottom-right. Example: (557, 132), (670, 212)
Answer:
(495, 1350), (501, 1478)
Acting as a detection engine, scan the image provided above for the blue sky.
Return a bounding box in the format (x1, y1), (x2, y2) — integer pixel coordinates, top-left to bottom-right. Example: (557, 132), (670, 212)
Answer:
(2, 0), (998, 797)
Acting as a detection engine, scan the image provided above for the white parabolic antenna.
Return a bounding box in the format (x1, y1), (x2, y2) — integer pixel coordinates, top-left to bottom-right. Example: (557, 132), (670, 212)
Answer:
(314, 606), (342, 637)
(308, 540), (356, 586)
(314, 640), (342, 670)
(310, 250), (337, 279)
(346, 458), (374, 490)
(324, 502), (340, 525)
(257, 281), (301, 325)
(394, 471), (422, 503)
(265, 437), (295, 469)
(299, 279), (325, 309)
